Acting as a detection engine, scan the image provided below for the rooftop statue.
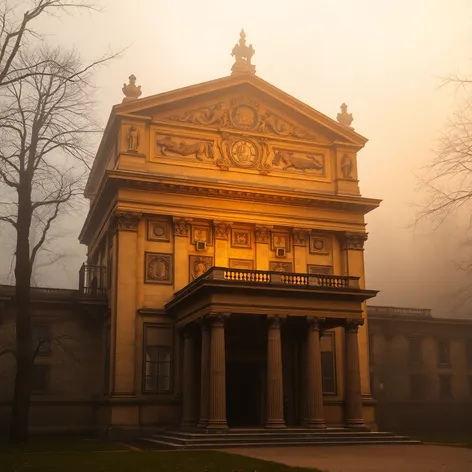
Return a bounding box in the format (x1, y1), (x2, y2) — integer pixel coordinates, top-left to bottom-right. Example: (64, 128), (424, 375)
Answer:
(231, 29), (256, 75)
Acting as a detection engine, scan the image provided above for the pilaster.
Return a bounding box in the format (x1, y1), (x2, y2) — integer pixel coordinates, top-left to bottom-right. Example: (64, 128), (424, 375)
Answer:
(198, 318), (211, 428)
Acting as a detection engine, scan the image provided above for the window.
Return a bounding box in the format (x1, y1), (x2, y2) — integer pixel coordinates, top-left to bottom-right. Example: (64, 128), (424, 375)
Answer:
(439, 374), (452, 399)
(368, 334), (375, 365)
(144, 347), (171, 392)
(466, 340), (472, 369)
(408, 338), (422, 364)
(410, 374), (425, 400)
(143, 325), (173, 393)
(320, 331), (336, 394)
(437, 339), (451, 366)
(32, 365), (50, 392)
(32, 323), (51, 356)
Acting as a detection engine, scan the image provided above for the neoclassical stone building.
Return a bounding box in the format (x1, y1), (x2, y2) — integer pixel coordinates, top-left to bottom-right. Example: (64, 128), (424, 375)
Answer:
(0, 31), (382, 435)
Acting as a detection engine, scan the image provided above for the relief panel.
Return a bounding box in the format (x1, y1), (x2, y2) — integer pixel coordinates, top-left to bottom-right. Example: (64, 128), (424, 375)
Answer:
(189, 255), (213, 281)
(147, 221), (171, 242)
(269, 261), (293, 272)
(229, 258), (254, 270)
(145, 253), (173, 285)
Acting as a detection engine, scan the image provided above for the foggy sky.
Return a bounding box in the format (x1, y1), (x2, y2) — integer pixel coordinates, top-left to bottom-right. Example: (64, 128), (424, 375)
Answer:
(1, 0), (472, 318)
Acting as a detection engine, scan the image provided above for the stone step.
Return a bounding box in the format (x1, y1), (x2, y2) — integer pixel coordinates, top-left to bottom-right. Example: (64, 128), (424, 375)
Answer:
(142, 437), (422, 450)
(151, 433), (414, 446)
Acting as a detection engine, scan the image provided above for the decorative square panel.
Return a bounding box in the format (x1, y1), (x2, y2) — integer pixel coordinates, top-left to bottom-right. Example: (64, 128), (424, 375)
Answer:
(147, 221), (170, 242)
(271, 232), (290, 251)
(269, 261), (293, 273)
(231, 229), (251, 248)
(308, 264), (333, 275)
(191, 225), (213, 246)
(189, 255), (213, 281)
(309, 234), (330, 255)
(229, 259), (254, 270)
(145, 252), (173, 284)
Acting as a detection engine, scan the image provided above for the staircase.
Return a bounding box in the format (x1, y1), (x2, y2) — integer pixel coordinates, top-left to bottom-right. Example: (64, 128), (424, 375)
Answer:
(140, 428), (421, 450)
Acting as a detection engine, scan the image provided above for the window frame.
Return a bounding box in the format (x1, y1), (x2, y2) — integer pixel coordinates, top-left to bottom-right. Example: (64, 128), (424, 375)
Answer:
(437, 339), (451, 366)
(32, 322), (52, 357)
(31, 364), (51, 393)
(408, 337), (423, 365)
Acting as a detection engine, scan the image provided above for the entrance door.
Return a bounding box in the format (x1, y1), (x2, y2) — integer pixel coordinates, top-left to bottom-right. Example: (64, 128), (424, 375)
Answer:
(226, 361), (261, 427)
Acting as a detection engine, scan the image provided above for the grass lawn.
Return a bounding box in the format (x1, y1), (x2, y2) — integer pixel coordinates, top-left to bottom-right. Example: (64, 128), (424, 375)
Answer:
(0, 438), (321, 472)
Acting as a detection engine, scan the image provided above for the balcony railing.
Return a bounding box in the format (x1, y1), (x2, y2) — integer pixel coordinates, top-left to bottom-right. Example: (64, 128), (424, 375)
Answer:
(367, 305), (432, 318)
(78, 264), (107, 298)
(197, 267), (360, 289)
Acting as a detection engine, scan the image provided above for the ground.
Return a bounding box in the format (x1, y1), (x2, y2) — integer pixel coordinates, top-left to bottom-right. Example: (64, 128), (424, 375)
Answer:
(229, 444), (472, 472)
(0, 438), (320, 472)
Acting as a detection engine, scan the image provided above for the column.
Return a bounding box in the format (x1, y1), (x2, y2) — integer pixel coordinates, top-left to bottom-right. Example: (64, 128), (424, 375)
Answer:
(112, 210), (141, 395)
(304, 317), (326, 428)
(207, 314), (228, 430)
(180, 329), (197, 428)
(344, 320), (367, 429)
(197, 319), (211, 428)
(265, 316), (286, 428)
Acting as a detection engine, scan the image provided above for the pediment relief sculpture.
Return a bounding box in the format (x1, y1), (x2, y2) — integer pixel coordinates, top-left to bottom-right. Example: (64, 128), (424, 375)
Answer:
(154, 131), (325, 176)
(166, 100), (317, 141)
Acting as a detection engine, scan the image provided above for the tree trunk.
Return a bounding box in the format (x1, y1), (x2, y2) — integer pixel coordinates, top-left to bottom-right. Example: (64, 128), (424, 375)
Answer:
(9, 180), (33, 443)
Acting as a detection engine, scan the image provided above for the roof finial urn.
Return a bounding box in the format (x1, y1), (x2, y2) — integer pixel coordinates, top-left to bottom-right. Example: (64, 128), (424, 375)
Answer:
(231, 29), (256, 76)
(337, 103), (354, 128)
(122, 74), (142, 103)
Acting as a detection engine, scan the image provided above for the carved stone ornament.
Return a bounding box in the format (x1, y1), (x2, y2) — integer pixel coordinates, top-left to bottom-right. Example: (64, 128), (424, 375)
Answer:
(254, 225), (271, 244)
(126, 126), (139, 152)
(145, 252), (173, 285)
(341, 153), (353, 178)
(213, 220), (232, 240)
(231, 29), (256, 75)
(269, 261), (293, 273)
(114, 211), (141, 232)
(293, 228), (309, 247)
(342, 232), (368, 251)
(307, 317), (326, 332)
(189, 255), (213, 281)
(209, 312), (230, 327)
(336, 103), (354, 128)
(173, 218), (192, 237)
(268, 315), (286, 329)
(345, 319), (364, 334)
(122, 74), (142, 103)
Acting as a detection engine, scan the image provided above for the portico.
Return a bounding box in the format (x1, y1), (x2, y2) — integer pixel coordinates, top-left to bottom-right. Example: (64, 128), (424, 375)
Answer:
(166, 267), (376, 430)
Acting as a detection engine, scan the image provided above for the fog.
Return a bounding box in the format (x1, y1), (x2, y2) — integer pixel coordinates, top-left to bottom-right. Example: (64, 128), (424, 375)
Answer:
(1, 0), (472, 318)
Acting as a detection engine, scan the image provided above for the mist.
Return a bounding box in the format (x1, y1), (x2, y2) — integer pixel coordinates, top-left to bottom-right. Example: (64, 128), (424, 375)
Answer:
(1, 0), (472, 318)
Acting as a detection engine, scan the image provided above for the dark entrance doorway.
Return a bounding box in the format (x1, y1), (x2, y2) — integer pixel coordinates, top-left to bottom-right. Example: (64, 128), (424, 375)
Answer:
(226, 361), (262, 427)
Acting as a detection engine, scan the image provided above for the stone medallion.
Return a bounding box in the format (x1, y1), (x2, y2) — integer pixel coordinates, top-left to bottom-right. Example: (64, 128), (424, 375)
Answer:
(229, 138), (258, 168)
(231, 104), (258, 130)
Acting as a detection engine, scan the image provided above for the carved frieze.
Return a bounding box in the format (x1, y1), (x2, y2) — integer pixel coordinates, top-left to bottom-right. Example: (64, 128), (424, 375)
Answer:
(341, 232), (368, 251)
(269, 261), (293, 272)
(307, 264), (333, 275)
(189, 255), (213, 281)
(145, 252), (173, 284)
(114, 211), (141, 232)
(166, 100), (317, 141)
(173, 218), (192, 237)
(293, 228), (309, 247)
(213, 221), (232, 240)
(254, 225), (271, 244)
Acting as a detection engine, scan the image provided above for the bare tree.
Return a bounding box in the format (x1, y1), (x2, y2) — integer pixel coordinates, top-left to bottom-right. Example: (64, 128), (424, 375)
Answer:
(0, 0), (98, 87)
(0, 46), (108, 443)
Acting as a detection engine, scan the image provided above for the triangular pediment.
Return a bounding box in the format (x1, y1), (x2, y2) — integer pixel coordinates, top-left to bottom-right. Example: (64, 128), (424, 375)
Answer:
(114, 74), (367, 147)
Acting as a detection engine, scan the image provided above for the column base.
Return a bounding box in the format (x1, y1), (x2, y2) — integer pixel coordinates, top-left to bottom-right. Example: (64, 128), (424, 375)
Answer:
(206, 420), (228, 430)
(304, 419), (327, 429)
(265, 419), (287, 429)
(345, 419), (368, 430)
(197, 419), (208, 429)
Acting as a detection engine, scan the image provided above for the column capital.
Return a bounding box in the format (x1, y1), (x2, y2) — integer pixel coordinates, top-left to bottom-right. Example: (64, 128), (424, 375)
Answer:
(173, 217), (192, 237)
(213, 220), (232, 240)
(306, 317), (326, 332)
(267, 315), (286, 329)
(198, 316), (211, 331)
(341, 232), (368, 251)
(209, 312), (230, 327)
(254, 225), (272, 243)
(114, 210), (142, 232)
(344, 319), (364, 334)
(293, 228), (309, 247)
